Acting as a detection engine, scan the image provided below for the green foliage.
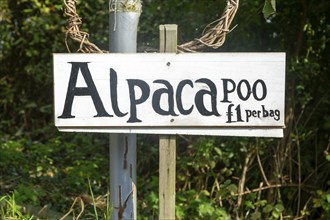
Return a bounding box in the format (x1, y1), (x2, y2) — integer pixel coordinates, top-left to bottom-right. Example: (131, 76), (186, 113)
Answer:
(312, 189), (330, 219)
(263, 0), (276, 19)
(0, 194), (33, 219)
(0, 134), (110, 218)
(138, 0), (225, 50)
(176, 189), (231, 220)
(1, 0), (330, 219)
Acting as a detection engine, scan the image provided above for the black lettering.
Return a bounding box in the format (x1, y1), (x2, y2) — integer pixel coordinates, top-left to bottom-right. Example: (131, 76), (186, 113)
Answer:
(127, 79), (150, 123)
(152, 80), (178, 116)
(221, 79), (236, 103)
(262, 105), (269, 117)
(176, 80), (194, 115)
(235, 104), (244, 122)
(274, 109), (280, 121)
(245, 109), (252, 122)
(195, 78), (220, 116)
(110, 68), (128, 117)
(226, 104), (244, 123)
(252, 79), (267, 101)
(237, 80), (251, 101)
(226, 104), (235, 123)
(58, 62), (112, 118)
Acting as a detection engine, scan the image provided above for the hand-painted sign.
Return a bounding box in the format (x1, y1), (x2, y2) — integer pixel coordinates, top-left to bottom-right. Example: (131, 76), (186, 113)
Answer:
(53, 53), (285, 137)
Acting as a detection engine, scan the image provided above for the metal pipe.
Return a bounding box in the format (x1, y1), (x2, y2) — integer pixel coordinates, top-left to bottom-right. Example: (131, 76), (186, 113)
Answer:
(110, 12), (140, 53)
(109, 6), (141, 219)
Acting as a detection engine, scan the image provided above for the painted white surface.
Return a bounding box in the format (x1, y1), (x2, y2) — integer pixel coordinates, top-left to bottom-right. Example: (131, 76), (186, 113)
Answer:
(54, 53), (285, 137)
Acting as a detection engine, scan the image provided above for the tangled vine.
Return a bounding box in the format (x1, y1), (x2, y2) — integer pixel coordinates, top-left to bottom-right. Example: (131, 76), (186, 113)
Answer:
(63, 0), (239, 53)
(177, 0), (239, 52)
(63, 0), (106, 53)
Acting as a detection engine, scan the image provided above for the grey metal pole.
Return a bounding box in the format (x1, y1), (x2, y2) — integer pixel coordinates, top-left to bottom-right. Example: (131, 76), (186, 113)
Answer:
(109, 1), (141, 219)
(109, 12), (140, 53)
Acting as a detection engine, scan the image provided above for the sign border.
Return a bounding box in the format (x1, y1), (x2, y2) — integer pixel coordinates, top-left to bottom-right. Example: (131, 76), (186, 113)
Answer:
(54, 52), (286, 137)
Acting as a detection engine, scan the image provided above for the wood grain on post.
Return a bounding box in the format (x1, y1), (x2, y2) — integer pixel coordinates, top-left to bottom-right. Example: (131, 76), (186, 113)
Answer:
(159, 135), (176, 219)
(159, 24), (177, 220)
(159, 24), (177, 53)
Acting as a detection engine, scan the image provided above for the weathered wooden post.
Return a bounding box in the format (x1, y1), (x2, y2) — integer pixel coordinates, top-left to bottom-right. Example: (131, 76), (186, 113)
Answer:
(54, 53), (286, 218)
(159, 24), (177, 220)
(55, 1), (286, 220)
(109, 1), (141, 219)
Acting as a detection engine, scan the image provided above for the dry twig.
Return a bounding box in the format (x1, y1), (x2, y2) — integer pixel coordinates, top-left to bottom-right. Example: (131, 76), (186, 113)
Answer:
(177, 0), (239, 52)
(63, 0), (239, 53)
(63, 0), (106, 53)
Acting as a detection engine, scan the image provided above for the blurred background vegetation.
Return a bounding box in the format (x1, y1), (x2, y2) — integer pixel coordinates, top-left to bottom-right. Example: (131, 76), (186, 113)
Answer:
(1, 0), (330, 219)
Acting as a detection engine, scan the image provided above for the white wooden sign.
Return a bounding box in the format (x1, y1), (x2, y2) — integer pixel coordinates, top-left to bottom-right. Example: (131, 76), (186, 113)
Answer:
(53, 53), (285, 137)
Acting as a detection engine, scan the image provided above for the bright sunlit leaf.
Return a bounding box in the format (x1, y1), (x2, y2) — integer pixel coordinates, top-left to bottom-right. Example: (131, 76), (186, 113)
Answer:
(263, 0), (276, 19)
